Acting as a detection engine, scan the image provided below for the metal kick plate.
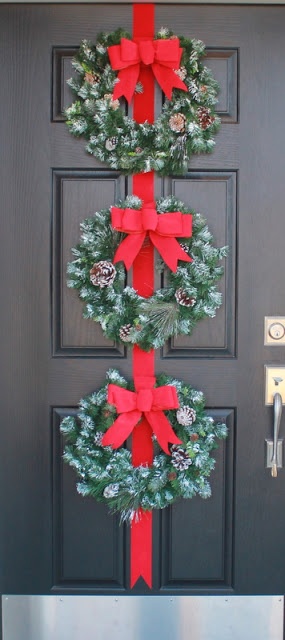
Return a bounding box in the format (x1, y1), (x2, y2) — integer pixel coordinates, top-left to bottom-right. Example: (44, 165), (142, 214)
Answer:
(265, 366), (285, 404)
(2, 596), (284, 640)
(264, 317), (285, 345)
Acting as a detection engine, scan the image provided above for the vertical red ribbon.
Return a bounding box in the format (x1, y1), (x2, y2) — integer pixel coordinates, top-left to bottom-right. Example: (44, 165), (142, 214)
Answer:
(131, 3), (155, 589)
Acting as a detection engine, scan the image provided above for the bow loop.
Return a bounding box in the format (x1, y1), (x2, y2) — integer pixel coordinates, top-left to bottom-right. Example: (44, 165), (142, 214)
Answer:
(115, 37), (139, 65)
(123, 208), (142, 231)
(152, 385), (179, 411)
(155, 38), (182, 65)
(107, 384), (137, 413)
(156, 211), (183, 235)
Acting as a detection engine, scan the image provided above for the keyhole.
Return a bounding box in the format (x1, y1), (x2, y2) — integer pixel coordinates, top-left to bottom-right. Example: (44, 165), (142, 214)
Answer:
(269, 322), (285, 340)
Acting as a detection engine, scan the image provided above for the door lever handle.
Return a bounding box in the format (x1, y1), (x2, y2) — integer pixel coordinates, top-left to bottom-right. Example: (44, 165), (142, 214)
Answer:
(271, 392), (282, 477)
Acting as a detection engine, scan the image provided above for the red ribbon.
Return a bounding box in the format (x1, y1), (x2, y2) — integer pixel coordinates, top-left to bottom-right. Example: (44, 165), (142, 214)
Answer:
(131, 508), (152, 588)
(102, 378), (181, 455)
(108, 37), (187, 103)
(112, 203), (192, 272)
(130, 4), (155, 590)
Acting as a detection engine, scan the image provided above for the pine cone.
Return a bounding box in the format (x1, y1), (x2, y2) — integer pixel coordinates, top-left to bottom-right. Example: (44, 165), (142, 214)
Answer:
(190, 433), (199, 442)
(168, 471), (177, 481)
(177, 406), (197, 426)
(104, 93), (120, 110)
(135, 82), (144, 94)
(197, 106), (215, 130)
(169, 113), (186, 133)
(105, 137), (117, 151)
(175, 66), (187, 81)
(84, 71), (100, 84)
(103, 483), (119, 498)
(94, 431), (104, 446)
(175, 288), (196, 307)
(90, 261), (116, 287)
(180, 242), (190, 254)
(171, 446), (192, 471)
(119, 324), (133, 342)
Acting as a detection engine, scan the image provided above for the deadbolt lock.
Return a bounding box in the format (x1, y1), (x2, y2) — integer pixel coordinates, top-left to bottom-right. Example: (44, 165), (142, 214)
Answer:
(269, 323), (285, 340)
(264, 317), (285, 345)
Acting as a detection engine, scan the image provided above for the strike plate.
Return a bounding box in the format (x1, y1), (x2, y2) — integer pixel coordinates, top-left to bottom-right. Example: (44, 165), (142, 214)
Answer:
(265, 366), (285, 405)
(265, 439), (283, 469)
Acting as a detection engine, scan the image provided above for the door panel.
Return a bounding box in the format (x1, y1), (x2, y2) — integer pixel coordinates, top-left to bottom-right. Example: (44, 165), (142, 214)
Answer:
(160, 409), (234, 590)
(164, 171), (236, 356)
(1, 4), (285, 596)
(53, 410), (125, 589)
(53, 169), (126, 355)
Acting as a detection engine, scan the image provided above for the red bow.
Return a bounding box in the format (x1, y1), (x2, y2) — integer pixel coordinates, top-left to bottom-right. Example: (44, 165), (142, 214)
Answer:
(108, 37), (187, 103)
(111, 203), (192, 272)
(102, 377), (182, 455)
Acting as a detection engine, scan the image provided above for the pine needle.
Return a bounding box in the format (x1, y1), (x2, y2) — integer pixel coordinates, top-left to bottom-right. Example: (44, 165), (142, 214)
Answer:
(141, 301), (179, 339)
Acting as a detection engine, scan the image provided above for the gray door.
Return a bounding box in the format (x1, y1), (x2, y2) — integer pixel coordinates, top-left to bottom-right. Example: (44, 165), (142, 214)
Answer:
(1, 4), (285, 595)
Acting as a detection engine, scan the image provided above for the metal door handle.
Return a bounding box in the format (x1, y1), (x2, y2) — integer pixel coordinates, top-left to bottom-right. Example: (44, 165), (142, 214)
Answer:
(271, 392), (282, 477)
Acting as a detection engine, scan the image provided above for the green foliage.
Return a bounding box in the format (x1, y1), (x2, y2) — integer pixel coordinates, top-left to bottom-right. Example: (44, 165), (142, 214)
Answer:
(60, 370), (227, 522)
(62, 27), (228, 524)
(67, 196), (228, 351)
(65, 29), (220, 176)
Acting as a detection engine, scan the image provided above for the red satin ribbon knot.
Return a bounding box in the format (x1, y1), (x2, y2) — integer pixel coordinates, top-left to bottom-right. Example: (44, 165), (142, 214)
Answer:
(112, 202), (192, 272)
(102, 378), (182, 455)
(108, 37), (187, 103)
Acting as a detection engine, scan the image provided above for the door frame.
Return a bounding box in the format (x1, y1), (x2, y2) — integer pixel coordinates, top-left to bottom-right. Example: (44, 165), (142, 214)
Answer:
(1, 2), (285, 640)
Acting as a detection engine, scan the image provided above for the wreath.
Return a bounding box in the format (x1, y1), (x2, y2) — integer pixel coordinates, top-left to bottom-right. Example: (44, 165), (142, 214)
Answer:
(65, 28), (220, 176)
(60, 369), (227, 522)
(67, 195), (227, 351)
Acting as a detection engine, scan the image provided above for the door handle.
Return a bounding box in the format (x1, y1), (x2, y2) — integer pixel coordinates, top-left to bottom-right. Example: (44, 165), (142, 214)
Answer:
(271, 392), (282, 477)
(264, 370), (284, 475)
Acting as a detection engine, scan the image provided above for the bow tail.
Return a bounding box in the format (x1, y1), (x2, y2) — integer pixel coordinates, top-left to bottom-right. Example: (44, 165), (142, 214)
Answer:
(102, 411), (142, 448)
(146, 411), (182, 455)
(112, 65), (141, 103)
(131, 509), (152, 588)
(113, 232), (146, 270)
(152, 63), (187, 100)
(150, 233), (192, 272)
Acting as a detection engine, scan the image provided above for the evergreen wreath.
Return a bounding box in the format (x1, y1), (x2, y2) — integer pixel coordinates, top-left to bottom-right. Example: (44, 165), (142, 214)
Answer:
(65, 28), (220, 176)
(67, 195), (228, 351)
(60, 369), (227, 522)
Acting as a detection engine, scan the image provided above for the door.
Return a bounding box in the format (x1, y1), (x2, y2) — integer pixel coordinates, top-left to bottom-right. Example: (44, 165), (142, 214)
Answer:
(1, 3), (285, 597)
